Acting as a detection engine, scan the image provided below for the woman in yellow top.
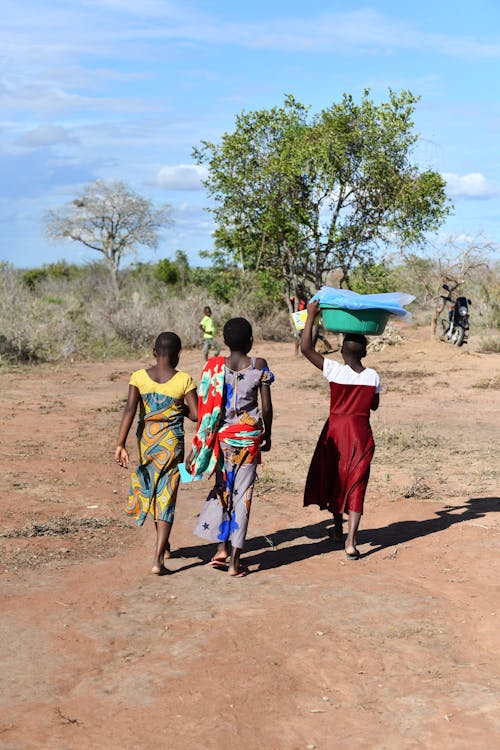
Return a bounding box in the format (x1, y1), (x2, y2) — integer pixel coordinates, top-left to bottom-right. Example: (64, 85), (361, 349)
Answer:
(115, 332), (198, 574)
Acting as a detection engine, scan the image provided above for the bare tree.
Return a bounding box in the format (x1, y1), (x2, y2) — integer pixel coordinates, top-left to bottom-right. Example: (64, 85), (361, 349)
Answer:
(429, 239), (494, 336)
(399, 234), (498, 337)
(45, 180), (171, 295)
(400, 236), (493, 336)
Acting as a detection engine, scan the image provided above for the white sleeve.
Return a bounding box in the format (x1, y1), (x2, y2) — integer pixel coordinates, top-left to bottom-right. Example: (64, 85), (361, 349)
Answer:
(322, 358), (341, 382)
(375, 372), (382, 393)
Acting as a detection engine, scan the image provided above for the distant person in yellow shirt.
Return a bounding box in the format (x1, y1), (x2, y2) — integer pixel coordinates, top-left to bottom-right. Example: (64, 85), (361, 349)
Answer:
(199, 306), (221, 360)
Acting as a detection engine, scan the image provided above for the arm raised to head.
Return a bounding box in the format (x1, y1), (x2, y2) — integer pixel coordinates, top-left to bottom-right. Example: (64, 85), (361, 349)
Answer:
(300, 300), (324, 371)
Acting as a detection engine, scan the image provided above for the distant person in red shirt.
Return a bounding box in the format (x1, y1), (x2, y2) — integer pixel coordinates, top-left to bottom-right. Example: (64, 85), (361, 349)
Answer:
(291, 283), (308, 355)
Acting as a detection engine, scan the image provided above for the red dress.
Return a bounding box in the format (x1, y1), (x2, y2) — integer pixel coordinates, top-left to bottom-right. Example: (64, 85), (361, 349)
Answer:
(304, 360), (380, 515)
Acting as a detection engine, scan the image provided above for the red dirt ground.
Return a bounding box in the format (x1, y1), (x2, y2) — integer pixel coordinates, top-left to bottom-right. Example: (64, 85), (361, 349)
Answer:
(0, 326), (499, 749)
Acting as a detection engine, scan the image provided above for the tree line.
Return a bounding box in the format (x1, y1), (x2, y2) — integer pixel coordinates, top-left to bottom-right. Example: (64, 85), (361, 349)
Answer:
(3, 88), (496, 364)
(44, 89), (451, 310)
(1, 240), (497, 364)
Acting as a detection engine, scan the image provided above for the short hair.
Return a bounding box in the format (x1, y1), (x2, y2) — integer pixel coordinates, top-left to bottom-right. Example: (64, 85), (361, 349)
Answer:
(223, 317), (253, 353)
(342, 333), (367, 357)
(204, 306), (211, 315)
(154, 331), (181, 357)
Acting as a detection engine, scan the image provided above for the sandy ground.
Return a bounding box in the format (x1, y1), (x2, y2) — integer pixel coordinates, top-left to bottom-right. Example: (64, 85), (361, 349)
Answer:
(0, 326), (499, 750)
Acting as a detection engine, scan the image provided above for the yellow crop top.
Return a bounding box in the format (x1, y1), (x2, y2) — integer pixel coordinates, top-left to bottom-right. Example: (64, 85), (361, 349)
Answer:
(129, 369), (196, 399)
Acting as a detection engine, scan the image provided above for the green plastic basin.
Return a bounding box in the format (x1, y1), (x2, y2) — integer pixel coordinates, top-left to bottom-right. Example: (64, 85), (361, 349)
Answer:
(320, 306), (390, 335)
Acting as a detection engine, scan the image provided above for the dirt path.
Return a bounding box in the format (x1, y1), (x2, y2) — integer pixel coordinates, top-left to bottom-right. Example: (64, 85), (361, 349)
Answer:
(1, 327), (499, 749)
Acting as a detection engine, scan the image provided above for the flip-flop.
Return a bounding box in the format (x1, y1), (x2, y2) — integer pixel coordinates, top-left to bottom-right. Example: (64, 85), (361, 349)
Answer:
(209, 558), (228, 569)
(345, 548), (360, 560)
(229, 566), (249, 578)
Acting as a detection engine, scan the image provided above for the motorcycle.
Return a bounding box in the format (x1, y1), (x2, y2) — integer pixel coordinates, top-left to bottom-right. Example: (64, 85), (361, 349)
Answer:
(440, 284), (471, 347)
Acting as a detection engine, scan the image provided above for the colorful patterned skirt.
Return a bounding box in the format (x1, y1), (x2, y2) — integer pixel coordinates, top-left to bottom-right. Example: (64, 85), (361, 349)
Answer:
(194, 439), (258, 549)
(125, 409), (184, 526)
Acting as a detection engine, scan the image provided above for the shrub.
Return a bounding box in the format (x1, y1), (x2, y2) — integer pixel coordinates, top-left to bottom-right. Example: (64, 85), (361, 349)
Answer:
(0, 259), (294, 365)
(0, 264), (78, 362)
(155, 258), (179, 286)
(22, 268), (48, 290)
(349, 261), (396, 294)
(477, 336), (500, 353)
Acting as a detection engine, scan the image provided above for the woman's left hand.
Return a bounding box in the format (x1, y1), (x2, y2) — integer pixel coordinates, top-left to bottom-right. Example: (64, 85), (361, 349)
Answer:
(260, 435), (272, 452)
(115, 446), (129, 468)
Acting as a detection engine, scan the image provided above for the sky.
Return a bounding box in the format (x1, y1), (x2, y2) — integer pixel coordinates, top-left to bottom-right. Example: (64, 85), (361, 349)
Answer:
(1, 0), (499, 269)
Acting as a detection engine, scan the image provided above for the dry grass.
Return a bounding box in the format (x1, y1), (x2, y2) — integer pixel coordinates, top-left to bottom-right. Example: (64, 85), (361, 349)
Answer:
(367, 322), (406, 352)
(375, 425), (439, 452)
(472, 375), (500, 390)
(477, 336), (500, 353)
(402, 472), (434, 500)
(0, 515), (128, 538)
(255, 467), (294, 495)
(0, 265), (292, 364)
(0, 515), (136, 571)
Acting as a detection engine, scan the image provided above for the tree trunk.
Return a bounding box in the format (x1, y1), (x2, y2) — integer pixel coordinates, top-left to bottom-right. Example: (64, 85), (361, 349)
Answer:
(284, 291), (298, 342)
(430, 298), (447, 337)
(106, 257), (120, 301)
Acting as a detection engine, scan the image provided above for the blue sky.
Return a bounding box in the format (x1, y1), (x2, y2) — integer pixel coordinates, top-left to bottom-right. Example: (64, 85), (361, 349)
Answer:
(1, 0), (499, 268)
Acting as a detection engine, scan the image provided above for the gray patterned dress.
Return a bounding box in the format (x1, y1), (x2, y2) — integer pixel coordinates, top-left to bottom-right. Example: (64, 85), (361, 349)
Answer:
(194, 358), (274, 549)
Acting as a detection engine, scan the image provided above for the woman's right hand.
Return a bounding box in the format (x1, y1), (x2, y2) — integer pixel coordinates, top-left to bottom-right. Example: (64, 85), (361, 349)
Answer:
(306, 299), (320, 319)
(301, 299), (324, 370)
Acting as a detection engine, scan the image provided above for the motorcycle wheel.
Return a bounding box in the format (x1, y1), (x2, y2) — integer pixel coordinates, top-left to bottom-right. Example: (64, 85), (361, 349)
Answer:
(451, 326), (465, 346)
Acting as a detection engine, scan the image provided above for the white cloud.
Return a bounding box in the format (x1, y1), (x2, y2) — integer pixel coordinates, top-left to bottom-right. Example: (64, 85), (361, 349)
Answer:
(87, 0), (189, 19)
(450, 233), (475, 244)
(95, 9), (500, 60)
(156, 164), (208, 190)
(2, 3), (500, 64)
(442, 172), (496, 199)
(16, 124), (78, 147)
(438, 231), (475, 245)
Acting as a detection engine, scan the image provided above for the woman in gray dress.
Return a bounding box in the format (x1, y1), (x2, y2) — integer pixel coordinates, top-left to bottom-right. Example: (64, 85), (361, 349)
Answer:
(193, 318), (274, 577)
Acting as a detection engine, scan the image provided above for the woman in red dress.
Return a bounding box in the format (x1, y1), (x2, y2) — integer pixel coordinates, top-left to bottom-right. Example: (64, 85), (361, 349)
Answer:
(301, 300), (381, 559)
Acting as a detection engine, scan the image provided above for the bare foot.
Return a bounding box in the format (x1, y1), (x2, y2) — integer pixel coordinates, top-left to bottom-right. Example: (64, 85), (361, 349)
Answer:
(164, 542), (171, 560)
(228, 565), (249, 577)
(345, 545), (360, 560)
(151, 563), (169, 576)
(211, 553), (228, 562)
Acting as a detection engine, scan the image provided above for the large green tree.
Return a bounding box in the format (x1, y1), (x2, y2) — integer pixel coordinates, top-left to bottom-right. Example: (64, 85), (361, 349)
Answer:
(194, 91), (451, 306)
(45, 179), (171, 296)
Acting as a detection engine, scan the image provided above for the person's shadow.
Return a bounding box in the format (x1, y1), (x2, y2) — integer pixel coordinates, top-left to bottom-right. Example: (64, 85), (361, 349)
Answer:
(169, 518), (334, 572)
(170, 496), (499, 572)
(358, 496), (499, 557)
